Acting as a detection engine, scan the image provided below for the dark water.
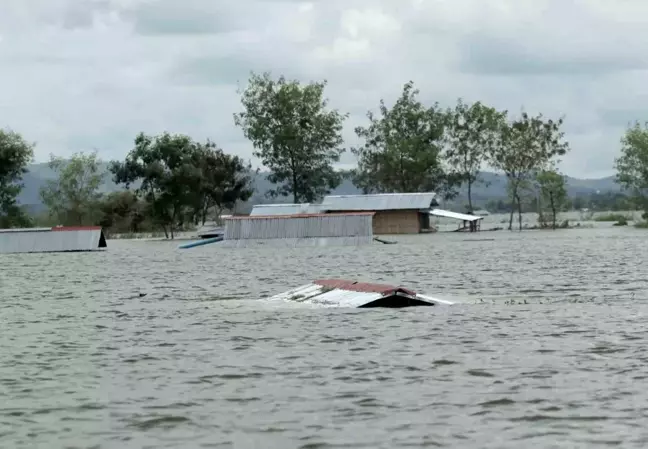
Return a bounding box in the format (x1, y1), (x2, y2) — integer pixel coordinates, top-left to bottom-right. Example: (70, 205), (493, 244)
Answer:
(2, 227), (648, 448)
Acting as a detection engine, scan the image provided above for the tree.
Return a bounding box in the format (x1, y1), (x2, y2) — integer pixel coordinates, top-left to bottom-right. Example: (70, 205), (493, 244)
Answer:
(110, 133), (253, 238)
(535, 169), (567, 229)
(110, 132), (201, 239)
(190, 142), (254, 225)
(488, 112), (569, 230)
(445, 99), (506, 212)
(97, 191), (146, 235)
(234, 72), (347, 203)
(40, 151), (104, 226)
(351, 81), (460, 197)
(0, 129), (34, 228)
(615, 121), (648, 216)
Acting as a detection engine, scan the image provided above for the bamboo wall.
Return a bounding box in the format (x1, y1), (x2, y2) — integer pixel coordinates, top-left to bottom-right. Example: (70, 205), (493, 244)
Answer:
(372, 210), (423, 235)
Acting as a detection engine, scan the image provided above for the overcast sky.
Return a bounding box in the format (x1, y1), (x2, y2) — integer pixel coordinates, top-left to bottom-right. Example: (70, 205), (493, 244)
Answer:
(2, 0), (647, 178)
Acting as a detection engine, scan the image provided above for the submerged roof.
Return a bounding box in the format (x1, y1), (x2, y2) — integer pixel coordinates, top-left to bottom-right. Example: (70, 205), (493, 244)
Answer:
(430, 209), (484, 222)
(322, 192), (438, 211)
(250, 203), (325, 216)
(265, 279), (454, 308)
(0, 226), (107, 254)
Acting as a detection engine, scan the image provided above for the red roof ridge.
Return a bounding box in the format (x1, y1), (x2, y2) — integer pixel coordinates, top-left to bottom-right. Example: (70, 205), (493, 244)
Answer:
(313, 279), (416, 295)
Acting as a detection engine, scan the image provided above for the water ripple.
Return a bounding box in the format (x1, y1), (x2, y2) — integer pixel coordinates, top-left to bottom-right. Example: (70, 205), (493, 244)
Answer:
(2, 227), (648, 447)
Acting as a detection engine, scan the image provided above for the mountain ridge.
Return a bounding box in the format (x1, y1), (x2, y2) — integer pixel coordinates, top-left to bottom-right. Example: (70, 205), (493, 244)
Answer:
(16, 162), (621, 213)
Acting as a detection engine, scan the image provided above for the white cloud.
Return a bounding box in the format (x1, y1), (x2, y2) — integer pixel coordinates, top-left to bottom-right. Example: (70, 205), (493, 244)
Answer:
(1, 0), (647, 177)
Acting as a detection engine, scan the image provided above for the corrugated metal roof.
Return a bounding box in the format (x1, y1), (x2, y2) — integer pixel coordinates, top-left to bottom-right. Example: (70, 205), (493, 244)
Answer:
(250, 203), (326, 216)
(229, 212), (374, 220)
(322, 192), (438, 211)
(265, 279), (455, 307)
(430, 209), (484, 222)
(0, 226), (107, 254)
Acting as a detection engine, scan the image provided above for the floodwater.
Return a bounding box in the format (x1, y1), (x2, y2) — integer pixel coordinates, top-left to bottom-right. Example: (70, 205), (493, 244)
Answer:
(2, 223), (648, 448)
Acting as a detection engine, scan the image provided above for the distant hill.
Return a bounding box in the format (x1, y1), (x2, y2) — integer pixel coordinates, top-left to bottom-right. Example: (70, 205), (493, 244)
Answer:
(17, 162), (621, 213)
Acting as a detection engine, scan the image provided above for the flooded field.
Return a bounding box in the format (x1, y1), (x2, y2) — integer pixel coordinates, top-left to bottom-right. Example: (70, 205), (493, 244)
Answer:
(2, 224), (648, 448)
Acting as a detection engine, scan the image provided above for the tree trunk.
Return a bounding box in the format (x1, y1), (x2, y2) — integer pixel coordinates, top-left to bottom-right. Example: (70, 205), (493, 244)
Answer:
(467, 181), (473, 213)
(550, 193), (556, 230)
(508, 184), (516, 231)
(292, 173), (298, 203)
(516, 193), (523, 231)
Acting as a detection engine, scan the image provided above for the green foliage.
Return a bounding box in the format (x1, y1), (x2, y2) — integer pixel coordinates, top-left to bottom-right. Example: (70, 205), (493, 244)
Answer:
(190, 141), (255, 225)
(445, 99), (506, 211)
(488, 112), (569, 230)
(613, 217), (629, 226)
(615, 121), (648, 213)
(110, 132), (252, 238)
(0, 128), (34, 228)
(234, 72), (347, 203)
(352, 81), (459, 198)
(97, 191), (147, 235)
(40, 151), (104, 226)
(594, 213), (630, 222)
(535, 169), (567, 229)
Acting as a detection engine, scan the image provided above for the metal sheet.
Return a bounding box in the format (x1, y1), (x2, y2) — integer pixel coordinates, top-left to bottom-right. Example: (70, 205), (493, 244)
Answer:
(224, 214), (373, 241)
(220, 236), (373, 248)
(264, 280), (455, 308)
(265, 283), (383, 308)
(250, 203), (327, 216)
(430, 209), (483, 222)
(322, 192), (437, 211)
(0, 227), (106, 254)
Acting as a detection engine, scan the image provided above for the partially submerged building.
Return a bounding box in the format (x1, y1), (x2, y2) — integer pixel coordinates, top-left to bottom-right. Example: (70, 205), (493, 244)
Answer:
(249, 193), (439, 235)
(0, 226), (107, 254)
(220, 212), (374, 247)
(321, 193), (439, 234)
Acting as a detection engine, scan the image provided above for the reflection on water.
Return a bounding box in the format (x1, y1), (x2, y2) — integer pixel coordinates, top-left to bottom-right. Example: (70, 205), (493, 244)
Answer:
(2, 226), (648, 448)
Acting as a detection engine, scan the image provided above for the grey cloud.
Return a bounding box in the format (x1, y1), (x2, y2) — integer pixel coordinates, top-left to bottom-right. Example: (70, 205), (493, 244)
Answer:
(126, 0), (306, 36)
(1, 0), (648, 178)
(458, 35), (648, 76)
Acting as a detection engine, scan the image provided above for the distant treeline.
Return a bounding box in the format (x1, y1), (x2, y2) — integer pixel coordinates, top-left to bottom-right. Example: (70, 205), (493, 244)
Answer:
(482, 191), (634, 214)
(2, 71), (648, 234)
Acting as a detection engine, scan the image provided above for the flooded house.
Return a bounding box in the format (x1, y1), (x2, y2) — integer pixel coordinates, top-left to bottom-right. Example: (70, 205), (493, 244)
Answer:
(320, 193), (439, 235)
(0, 226), (107, 254)
(249, 193), (439, 235)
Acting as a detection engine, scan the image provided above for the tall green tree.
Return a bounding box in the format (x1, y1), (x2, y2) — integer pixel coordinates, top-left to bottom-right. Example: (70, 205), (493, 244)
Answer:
(445, 99), (507, 212)
(234, 72), (347, 203)
(110, 132), (202, 239)
(615, 121), (648, 216)
(191, 141), (254, 225)
(0, 129), (34, 228)
(488, 112), (569, 230)
(352, 81), (459, 197)
(110, 132), (253, 238)
(535, 169), (567, 229)
(97, 191), (146, 235)
(40, 151), (104, 226)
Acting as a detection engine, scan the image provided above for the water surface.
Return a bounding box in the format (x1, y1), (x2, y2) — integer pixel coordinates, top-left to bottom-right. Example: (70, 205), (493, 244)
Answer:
(2, 226), (648, 448)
